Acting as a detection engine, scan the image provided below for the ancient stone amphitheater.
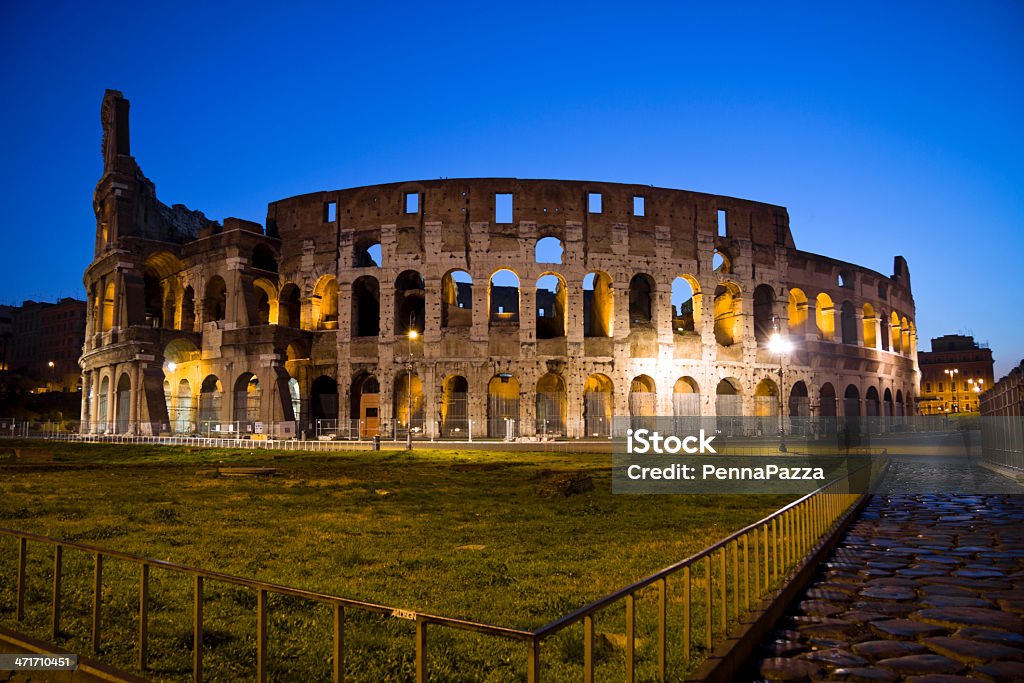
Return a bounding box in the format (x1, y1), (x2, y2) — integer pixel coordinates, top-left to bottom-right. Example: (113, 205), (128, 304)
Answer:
(80, 91), (919, 438)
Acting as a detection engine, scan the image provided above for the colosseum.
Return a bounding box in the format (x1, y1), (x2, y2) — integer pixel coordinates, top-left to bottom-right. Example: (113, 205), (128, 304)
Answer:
(80, 90), (920, 439)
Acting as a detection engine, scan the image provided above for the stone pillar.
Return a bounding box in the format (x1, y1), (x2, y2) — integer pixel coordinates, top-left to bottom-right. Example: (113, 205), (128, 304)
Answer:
(423, 276), (442, 345)
(520, 282), (537, 345)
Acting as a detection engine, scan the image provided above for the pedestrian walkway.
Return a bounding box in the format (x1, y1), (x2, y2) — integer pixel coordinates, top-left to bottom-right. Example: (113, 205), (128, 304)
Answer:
(750, 460), (1024, 682)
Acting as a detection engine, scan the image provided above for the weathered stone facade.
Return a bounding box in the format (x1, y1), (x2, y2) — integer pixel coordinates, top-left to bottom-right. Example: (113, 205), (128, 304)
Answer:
(80, 91), (920, 438)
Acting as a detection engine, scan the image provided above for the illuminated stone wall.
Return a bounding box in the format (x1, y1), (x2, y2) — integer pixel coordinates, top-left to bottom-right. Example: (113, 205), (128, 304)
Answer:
(80, 91), (920, 437)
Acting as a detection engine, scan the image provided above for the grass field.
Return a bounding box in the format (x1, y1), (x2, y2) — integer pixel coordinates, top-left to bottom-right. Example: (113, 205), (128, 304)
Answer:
(0, 442), (793, 681)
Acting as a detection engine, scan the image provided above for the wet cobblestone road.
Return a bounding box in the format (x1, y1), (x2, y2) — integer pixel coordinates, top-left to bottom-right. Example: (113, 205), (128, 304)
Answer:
(751, 460), (1024, 682)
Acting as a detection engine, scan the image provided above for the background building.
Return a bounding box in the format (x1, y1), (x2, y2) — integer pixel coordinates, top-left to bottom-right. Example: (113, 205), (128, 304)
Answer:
(80, 91), (920, 437)
(3, 298), (86, 392)
(918, 334), (994, 415)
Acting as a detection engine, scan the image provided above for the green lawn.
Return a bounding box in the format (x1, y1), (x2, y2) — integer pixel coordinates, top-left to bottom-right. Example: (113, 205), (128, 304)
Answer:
(0, 442), (792, 681)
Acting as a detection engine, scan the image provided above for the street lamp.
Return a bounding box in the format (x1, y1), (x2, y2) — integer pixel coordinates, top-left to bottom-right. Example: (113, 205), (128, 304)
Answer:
(406, 328), (418, 450)
(767, 331), (794, 453)
(944, 368), (959, 413)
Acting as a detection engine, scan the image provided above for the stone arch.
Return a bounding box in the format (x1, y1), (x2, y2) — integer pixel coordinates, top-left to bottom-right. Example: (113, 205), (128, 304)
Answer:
(716, 378), (742, 434)
(354, 236), (382, 268)
(441, 269), (473, 328)
(628, 273), (655, 328)
(583, 271), (613, 338)
(883, 388), (894, 419)
(174, 378), (192, 434)
(311, 375), (339, 422)
(313, 275), (339, 330)
(673, 376), (701, 417)
(101, 281), (116, 332)
(843, 384), (861, 417)
(866, 386), (881, 418)
(393, 370), (424, 436)
(180, 285), (196, 332)
(487, 374), (520, 438)
(713, 282), (742, 346)
(671, 276), (701, 334)
(115, 372), (131, 434)
(440, 375), (470, 437)
(754, 378), (779, 417)
(840, 301), (857, 344)
(583, 373), (614, 437)
(278, 283), (301, 329)
(753, 284), (775, 342)
(350, 373), (380, 437)
(395, 270), (426, 335)
(252, 278), (278, 325)
(815, 293), (835, 341)
(203, 276), (227, 323)
(787, 288), (808, 336)
(232, 372), (261, 425)
(819, 382), (837, 417)
(536, 373), (566, 436)
(144, 252), (183, 329)
(199, 375), (222, 427)
(352, 275), (380, 337)
(862, 303), (877, 348)
(251, 244), (278, 272)
(628, 375), (657, 417)
(535, 236), (564, 264)
(98, 375), (110, 429)
(713, 249), (731, 273)
(890, 311), (903, 354)
(901, 317), (912, 356)
(489, 269), (520, 326)
(536, 273), (567, 339)
(789, 380), (809, 418)
(895, 389), (905, 418)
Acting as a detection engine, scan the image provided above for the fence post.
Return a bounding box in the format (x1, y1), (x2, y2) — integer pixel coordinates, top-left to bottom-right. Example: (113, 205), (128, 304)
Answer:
(704, 555), (712, 652)
(527, 637), (540, 683)
(194, 575), (204, 683)
(52, 545), (62, 640)
(415, 619), (427, 683)
(93, 553), (102, 653)
(625, 592), (636, 683)
(583, 615), (594, 683)
(683, 564), (691, 663)
(657, 578), (667, 682)
(333, 605), (345, 683)
(16, 537), (26, 622)
(257, 589), (268, 683)
(139, 564), (149, 670)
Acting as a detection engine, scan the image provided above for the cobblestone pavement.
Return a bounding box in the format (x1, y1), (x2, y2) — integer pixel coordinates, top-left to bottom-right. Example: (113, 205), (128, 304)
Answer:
(750, 461), (1024, 682)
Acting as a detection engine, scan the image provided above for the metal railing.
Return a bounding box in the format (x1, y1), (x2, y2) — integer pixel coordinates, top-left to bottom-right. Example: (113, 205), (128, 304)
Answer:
(0, 461), (880, 681)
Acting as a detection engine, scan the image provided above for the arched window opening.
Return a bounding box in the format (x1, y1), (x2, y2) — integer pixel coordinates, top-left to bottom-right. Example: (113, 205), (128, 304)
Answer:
(97, 376), (110, 431)
(890, 312), (902, 354)
(628, 375), (657, 422)
(753, 284), (775, 343)
(279, 283), (302, 329)
(162, 286), (178, 331)
(713, 283), (742, 346)
(115, 373), (131, 434)
(311, 375), (339, 424)
(441, 270), (473, 328)
(628, 274), (655, 328)
(252, 244), (278, 272)
(144, 271), (164, 327)
(199, 375), (222, 430)
(583, 272), (613, 338)
(101, 281), (116, 332)
(440, 375), (470, 437)
(671, 277), (701, 335)
(838, 270), (853, 289)
(716, 378), (742, 435)
(180, 286), (195, 332)
(175, 379), (192, 434)
(866, 386), (881, 419)
(713, 250), (731, 274)
(789, 381), (809, 419)
(844, 384), (861, 418)
(489, 269), (520, 326)
(787, 289), (808, 336)
(204, 277), (227, 323)
(535, 236), (564, 264)
(252, 279), (277, 326)
(355, 238), (382, 268)
(819, 383), (837, 417)
(315, 276), (339, 330)
(901, 317), (912, 356)
(395, 270), (426, 335)
(583, 374), (614, 437)
(840, 301), (857, 345)
(233, 373), (261, 426)
(862, 303), (877, 348)
(393, 371), (424, 438)
(352, 276), (380, 337)
(754, 378), (779, 417)
(535, 274), (566, 339)
(350, 374), (380, 438)
(288, 377), (302, 425)
(815, 293), (835, 341)
(673, 377), (701, 417)
(487, 374), (520, 438)
(535, 373), (566, 437)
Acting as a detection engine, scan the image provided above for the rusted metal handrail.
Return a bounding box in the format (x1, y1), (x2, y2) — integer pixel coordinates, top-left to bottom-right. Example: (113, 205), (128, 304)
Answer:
(1, 460), (880, 682)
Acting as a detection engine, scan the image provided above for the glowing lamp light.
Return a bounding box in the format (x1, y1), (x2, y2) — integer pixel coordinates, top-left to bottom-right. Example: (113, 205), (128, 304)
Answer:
(768, 333), (793, 355)
(167, 361), (177, 372)
(408, 330), (419, 340)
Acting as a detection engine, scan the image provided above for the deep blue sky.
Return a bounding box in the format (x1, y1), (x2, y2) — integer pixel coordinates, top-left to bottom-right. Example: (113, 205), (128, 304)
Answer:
(1, 2), (1021, 377)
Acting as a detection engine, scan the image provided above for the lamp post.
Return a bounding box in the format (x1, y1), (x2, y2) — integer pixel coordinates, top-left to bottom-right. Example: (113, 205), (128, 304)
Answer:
(768, 331), (794, 453)
(406, 328), (418, 450)
(944, 368), (959, 413)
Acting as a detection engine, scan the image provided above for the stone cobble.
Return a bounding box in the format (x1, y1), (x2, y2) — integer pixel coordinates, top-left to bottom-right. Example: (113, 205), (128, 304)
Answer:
(750, 467), (1024, 682)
